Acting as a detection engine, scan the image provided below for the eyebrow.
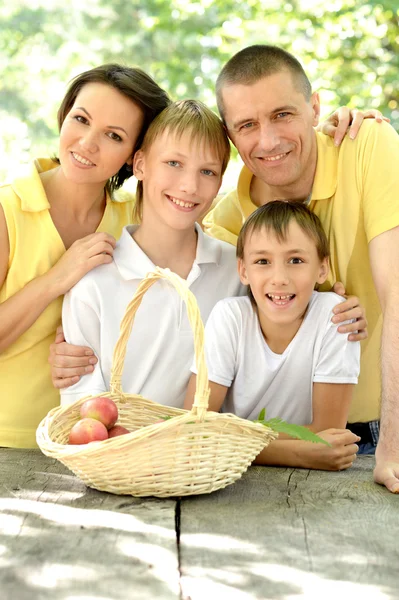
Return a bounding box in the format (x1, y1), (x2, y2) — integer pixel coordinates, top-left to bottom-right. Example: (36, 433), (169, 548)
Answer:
(75, 107), (129, 136)
(163, 150), (221, 166)
(231, 105), (298, 130)
(249, 247), (311, 256)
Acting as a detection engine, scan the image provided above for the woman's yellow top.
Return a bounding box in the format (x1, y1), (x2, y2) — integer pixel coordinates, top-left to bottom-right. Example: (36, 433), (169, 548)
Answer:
(0, 159), (134, 447)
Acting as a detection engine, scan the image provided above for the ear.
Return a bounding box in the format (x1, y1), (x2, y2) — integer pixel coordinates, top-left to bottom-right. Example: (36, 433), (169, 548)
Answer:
(316, 257), (329, 285)
(133, 149), (145, 181)
(311, 91), (321, 127)
(238, 258), (249, 286)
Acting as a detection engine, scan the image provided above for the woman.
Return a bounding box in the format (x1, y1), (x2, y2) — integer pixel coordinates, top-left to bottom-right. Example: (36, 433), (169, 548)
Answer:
(0, 64), (170, 447)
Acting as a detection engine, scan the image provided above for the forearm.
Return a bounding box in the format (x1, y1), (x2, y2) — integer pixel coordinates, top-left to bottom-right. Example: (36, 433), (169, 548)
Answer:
(254, 438), (311, 468)
(378, 302), (399, 457)
(0, 271), (61, 353)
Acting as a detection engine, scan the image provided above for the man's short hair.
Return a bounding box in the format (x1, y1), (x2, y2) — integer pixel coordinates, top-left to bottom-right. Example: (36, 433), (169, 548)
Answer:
(216, 45), (312, 122)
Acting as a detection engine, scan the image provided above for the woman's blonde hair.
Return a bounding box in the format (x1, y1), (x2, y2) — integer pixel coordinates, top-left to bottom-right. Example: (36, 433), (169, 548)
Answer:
(133, 99), (230, 223)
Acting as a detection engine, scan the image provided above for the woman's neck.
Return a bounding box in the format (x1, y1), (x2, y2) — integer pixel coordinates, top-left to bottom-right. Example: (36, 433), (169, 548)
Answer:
(133, 220), (198, 280)
(40, 166), (106, 223)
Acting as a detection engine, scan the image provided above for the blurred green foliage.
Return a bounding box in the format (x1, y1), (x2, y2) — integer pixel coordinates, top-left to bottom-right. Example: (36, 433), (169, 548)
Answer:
(0, 0), (398, 181)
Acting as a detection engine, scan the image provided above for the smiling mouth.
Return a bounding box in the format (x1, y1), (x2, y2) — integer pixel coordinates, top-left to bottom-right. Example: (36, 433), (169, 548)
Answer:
(72, 152), (95, 166)
(166, 194), (198, 209)
(258, 152), (289, 162)
(266, 293), (295, 305)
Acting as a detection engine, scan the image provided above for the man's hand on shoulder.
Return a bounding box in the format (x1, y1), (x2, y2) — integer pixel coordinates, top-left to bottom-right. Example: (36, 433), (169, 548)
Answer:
(331, 282), (368, 342)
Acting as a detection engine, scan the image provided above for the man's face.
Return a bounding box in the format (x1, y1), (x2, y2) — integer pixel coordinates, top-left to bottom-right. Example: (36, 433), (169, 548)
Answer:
(222, 70), (320, 193)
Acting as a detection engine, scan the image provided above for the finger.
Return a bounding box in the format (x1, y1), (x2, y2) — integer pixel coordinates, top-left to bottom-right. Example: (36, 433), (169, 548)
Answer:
(79, 232), (117, 248)
(52, 363), (96, 377)
(53, 375), (81, 390)
(334, 107), (351, 146)
(85, 240), (116, 258)
(348, 330), (368, 342)
(337, 315), (366, 332)
(332, 307), (363, 323)
(54, 325), (65, 344)
(332, 281), (346, 297)
(54, 343), (96, 358)
(348, 109), (364, 140)
(333, 297), (361, 314)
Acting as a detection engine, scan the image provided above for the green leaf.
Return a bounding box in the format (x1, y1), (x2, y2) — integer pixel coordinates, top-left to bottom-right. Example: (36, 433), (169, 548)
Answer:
(254, 411), (331, 446)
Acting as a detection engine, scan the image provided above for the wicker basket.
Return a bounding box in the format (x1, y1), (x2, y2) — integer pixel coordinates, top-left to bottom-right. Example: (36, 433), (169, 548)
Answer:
(37, 267), (277, 497)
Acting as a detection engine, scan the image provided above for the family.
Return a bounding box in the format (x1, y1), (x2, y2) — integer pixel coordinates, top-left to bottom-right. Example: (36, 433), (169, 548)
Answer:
(1, 44), (398, 494)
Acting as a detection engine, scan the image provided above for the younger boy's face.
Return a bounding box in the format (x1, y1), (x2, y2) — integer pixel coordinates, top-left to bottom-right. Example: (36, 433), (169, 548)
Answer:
(133, 129), (223, 231)
(238, 221), (328, 334)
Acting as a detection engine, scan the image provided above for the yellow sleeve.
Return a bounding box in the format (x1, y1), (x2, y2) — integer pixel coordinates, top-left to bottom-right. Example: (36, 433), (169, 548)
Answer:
(202, 189), (244, 247)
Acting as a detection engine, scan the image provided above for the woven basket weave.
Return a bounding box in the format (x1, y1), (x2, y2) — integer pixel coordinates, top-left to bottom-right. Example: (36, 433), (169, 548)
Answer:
(37, 267), (277, 497)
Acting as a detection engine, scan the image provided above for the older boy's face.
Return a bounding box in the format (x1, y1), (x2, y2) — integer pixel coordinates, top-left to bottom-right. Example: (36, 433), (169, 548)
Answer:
(222, 71), (319, 195)
(133, 130), (223, 231)
(238, 221), (328, 335)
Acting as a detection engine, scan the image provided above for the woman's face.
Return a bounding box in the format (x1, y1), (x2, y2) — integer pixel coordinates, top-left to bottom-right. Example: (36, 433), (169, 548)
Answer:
(59, 82), (144, 187)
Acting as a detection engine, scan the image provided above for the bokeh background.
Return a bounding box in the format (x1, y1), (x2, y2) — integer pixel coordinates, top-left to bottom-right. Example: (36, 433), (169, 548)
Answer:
(1, 0), (398, 186)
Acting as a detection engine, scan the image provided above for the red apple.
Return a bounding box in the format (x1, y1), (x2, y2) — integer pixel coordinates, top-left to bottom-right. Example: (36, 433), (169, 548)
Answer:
(69, 418), (109, 444)
(80, 397), (118, 429)
(108, 425), (130, 438)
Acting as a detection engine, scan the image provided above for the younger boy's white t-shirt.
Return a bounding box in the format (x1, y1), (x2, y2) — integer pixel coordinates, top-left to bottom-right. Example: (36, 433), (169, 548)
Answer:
(61, 224), (245, 408)
(193, 292), (360, 424)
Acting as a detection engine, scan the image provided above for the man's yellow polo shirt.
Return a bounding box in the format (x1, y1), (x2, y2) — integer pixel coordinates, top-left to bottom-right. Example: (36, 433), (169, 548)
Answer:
(203, 121), (399, 423)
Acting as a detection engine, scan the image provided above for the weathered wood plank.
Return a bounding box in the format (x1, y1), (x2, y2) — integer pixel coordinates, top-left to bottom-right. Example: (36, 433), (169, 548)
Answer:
(179, 456), (398, 600)
(0, 449), (180, 600)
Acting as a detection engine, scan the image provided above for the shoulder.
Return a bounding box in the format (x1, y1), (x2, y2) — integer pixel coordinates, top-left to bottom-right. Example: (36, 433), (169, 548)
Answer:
(210, 295), (252, 321)
(307, 291), (344, 318)
(67, 260), (121, 301)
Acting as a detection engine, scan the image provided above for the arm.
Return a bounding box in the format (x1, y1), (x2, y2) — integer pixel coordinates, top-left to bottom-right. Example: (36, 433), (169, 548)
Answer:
(60, 290), (107, 405)
(184, 374), (228, 412)
(255, 382), (358, 470)
(0, 202), (116, 354)
(317, 107), (389, 146)
(49, 326), (98, 389)
(370, 227), (399, 493)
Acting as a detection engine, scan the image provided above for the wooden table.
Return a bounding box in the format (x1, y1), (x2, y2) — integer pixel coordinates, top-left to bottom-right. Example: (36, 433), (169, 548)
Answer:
(0, 450), (397, 600)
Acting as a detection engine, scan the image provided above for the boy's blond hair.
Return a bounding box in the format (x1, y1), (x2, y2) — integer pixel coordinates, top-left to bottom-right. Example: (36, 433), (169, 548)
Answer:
(133, 99), (230, 223)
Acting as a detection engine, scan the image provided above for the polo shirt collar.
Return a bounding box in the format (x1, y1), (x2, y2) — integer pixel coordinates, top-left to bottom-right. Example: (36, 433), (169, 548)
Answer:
(310, 132), (338, 201)
(113, 223), (222, 281)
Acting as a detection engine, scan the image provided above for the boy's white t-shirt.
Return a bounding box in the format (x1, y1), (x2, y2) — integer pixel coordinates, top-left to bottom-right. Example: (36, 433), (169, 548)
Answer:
(61, 224), (245, 408)
(193, 292), (360, 424)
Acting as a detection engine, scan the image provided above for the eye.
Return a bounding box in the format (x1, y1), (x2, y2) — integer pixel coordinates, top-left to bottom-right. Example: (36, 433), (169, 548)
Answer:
(107, 131), (123, 142)
(276, 112), (290, 119)
(74, 115), (89, 125)
(255, 258), (270, 265)
(201, 169), (217, 176)
(167, 160), (180, 167)
(240, 122), (255, 131)
(289, 257), (304, 264)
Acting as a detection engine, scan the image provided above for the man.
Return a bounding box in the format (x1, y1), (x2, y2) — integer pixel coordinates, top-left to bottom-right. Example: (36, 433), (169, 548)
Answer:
(203, 45), (399, 493)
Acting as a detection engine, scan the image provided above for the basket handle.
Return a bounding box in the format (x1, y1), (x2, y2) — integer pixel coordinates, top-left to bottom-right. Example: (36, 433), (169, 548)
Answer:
(109, 267), (210, 419)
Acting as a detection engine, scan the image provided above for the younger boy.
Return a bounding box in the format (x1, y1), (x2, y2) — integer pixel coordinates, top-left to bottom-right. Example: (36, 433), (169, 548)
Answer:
(185, 201), (361, 470)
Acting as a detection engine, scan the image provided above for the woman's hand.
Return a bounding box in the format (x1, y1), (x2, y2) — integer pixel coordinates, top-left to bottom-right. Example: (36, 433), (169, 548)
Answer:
(46, 232), (116, 297)
(317, 107), (390, 147)
(331, 282), (368, 342)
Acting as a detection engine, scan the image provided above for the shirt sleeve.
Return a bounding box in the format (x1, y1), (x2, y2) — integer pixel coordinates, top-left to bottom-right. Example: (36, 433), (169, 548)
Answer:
(60, 288), (107, 406)
(359, 121), (399, 243)
(313, 315), (360, 385)
(191, 300), (239, 388)
(202, 190), (242, 246)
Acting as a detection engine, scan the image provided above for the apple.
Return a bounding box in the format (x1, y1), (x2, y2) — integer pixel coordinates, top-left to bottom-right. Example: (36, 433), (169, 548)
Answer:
(108, 425), (130, 438)
(80, 396), (118, 429)
(69, 418), (109, 444)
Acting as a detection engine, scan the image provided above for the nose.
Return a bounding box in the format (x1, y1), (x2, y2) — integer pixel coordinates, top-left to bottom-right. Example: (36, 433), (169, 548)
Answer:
(179, 170), (198, 196)
(270, 263), (290, 287)
(79, 129), (99, 154)
(258, 123), (280, 153)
